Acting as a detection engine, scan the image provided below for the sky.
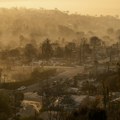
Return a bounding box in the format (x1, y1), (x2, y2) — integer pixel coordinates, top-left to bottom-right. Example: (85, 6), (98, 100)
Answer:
(0, 0), (119, 16)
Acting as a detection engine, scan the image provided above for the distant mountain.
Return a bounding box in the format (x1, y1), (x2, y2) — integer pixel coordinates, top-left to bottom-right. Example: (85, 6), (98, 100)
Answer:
(0, 8), (120, 46)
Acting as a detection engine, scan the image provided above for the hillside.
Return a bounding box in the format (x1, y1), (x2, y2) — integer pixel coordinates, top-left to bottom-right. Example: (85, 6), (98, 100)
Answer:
(0, 8), (120, 47)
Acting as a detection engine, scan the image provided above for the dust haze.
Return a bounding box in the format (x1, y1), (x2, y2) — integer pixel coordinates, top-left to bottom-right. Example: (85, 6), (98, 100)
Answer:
(0, 8), (119, 48)
(0, 1), (120, 120)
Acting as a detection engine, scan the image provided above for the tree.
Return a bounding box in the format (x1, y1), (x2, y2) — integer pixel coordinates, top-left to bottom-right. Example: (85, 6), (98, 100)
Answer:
(55, 46), (64, 58)
(30, 38), (37, 48)
(73, 76), (78, 87)
(90, 36), (101, 49)
(101, 80), (110, 109)
(24, 43), (37, 62)
(41, 39), (53, 60)
(65, 42), (76, 60)
(116, 29), (120, 38)
(117, 62), (120, 78)
(79, 37), (87, 64)
(88, 108), (107, 120)
(106, 46), (113, 63)
(67, 106), (107, 120)
(13, 91), (24, 119)
(0, 68), (3, 83)
(107, 28), (114, 35)
(9, 48), (20, 57)
(0, 91), (12, 120)
(90, 36), (102, 77)
(19, 35), (25, 47)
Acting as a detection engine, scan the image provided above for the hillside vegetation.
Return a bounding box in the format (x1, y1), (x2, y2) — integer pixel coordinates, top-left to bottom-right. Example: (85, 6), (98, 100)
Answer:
(0, 8), (120, 47)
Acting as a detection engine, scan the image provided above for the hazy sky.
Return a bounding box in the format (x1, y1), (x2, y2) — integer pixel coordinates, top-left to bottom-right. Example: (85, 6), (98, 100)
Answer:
(0, 0), (119, 16)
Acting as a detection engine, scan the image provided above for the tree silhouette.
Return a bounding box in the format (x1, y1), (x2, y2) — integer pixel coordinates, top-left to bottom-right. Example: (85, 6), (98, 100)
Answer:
(41, 39), (53, 61)
(24, 43), (37, 62)
(65, 42), (76, 60)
